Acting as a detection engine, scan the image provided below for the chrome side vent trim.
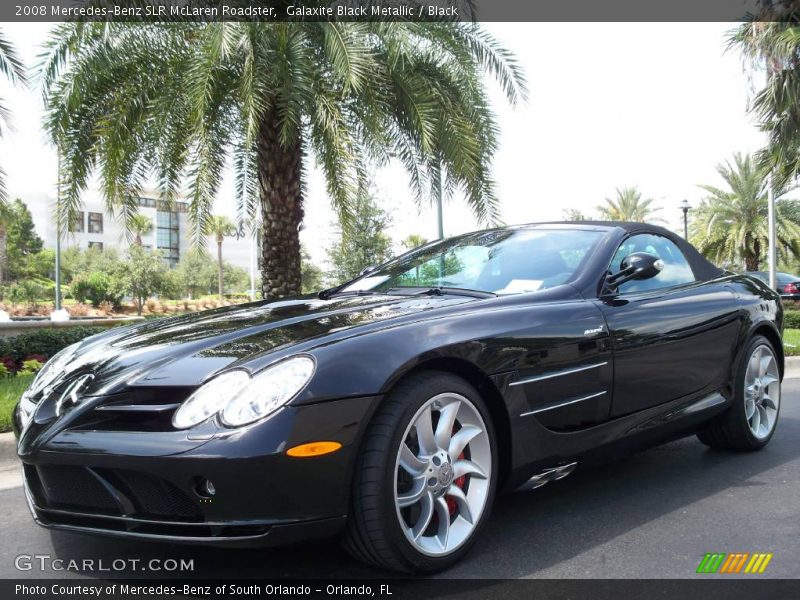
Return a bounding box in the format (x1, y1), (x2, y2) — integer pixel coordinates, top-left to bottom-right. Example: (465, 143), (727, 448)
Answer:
(520, 390), (607, 417)
(510, 362), (608, 387)
(517, 461), (578, 491)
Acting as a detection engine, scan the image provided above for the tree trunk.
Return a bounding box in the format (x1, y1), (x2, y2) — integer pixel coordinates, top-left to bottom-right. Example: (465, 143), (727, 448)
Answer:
(745, 255), (760, 271)
(217, 237), (224, 301)
(746, 238), (762, 271)
(256, 114), (304, 299)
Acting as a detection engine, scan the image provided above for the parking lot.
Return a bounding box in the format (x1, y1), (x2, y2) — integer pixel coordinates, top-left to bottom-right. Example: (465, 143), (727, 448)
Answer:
(0, 380), (798, 580)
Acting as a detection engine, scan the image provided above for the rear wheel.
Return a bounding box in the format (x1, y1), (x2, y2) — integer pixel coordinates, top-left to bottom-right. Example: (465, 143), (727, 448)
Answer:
(697, 335), (781, 450)
(343, 371), (496, 573)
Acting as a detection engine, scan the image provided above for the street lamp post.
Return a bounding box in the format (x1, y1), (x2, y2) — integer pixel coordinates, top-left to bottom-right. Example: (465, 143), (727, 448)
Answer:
(434, 163), (444, 240)
(680, 199), (691, 240)
(50, 150), (69, 321)
(55, 152), (62, 311)
(767, 174), (777, 290)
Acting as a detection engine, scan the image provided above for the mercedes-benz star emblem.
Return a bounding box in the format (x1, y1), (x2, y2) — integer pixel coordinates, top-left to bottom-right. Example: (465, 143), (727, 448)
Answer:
(55, 374), (95, 417)
(439, 462), (454, 486)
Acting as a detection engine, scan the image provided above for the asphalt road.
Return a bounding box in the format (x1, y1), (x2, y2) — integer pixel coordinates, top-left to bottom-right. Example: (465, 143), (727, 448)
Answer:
(1, 381), (798, 581)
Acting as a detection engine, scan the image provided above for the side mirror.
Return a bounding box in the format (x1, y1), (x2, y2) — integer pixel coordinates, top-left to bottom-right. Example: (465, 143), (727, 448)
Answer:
(359, 265), (378, 277)
(604, 252), (664, 293)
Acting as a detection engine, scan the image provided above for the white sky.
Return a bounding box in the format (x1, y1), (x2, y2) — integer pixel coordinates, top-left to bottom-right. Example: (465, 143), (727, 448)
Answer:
(0, 22), (766, 265)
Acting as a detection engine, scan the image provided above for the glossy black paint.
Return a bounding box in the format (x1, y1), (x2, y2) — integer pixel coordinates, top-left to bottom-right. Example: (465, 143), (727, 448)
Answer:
(14, 222), (783, 547)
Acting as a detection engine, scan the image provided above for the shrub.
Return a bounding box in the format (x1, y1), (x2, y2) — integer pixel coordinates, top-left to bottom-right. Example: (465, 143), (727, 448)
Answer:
(68, 302), (90, 317)
(70, 272), (125, 308)
(785, 310), (800, 329)
(0, 364), (9, 378)
(0, 355), (16, 374)
(0, 327), (107, 364)
(8, 280), (48, 306)
(19, 358), (44, 375)
(225, 293), (251, 302)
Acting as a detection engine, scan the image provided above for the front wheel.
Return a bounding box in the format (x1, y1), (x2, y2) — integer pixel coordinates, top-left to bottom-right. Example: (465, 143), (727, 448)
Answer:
(697, 335), (781, 450)
(343, 371), (497, 573)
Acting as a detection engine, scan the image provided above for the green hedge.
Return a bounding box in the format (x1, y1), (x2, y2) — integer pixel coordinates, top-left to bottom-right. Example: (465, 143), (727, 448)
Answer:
(785, 310), (800, 330)
(0, 327), (106, 363)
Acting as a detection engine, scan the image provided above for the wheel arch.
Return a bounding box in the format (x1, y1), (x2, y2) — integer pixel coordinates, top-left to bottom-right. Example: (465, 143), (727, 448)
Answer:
(381, 356), (513, 491)
(750, 321), (785, 380)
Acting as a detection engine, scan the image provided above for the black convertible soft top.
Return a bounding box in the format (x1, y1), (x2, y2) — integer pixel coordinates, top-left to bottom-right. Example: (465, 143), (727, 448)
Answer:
(517, 221), (724, 283)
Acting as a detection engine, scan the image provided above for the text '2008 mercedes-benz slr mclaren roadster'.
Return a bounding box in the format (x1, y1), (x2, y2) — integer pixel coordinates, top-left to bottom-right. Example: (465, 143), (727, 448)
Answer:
(13, 222), (783, 573)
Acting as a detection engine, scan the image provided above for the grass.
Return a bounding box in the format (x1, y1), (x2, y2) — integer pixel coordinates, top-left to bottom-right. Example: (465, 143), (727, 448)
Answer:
(784, 329), (800, 357)
(0, 374), (33, 433)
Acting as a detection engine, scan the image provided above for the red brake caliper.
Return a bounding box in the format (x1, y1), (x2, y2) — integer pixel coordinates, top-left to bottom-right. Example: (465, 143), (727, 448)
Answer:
(447, 447), (466, 517)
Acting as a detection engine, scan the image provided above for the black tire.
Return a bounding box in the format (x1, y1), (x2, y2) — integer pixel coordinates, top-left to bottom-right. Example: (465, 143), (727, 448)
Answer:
(343, 371), (498, 573)
(697, 335), (781, 451)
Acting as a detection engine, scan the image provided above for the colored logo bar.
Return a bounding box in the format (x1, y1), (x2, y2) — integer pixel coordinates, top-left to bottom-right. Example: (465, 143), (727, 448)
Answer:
(696, 552), (773, 574)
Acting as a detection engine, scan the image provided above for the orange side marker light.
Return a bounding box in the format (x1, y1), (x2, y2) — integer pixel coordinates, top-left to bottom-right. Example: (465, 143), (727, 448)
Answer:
(286, 441), (342, 457)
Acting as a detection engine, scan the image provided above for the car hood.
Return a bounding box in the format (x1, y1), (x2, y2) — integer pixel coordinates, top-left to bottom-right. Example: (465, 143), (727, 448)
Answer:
(37, 293), (477, 397)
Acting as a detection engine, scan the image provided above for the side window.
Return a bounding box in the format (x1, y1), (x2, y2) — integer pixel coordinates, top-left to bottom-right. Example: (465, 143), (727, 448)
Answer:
(610, 234), (696, 294)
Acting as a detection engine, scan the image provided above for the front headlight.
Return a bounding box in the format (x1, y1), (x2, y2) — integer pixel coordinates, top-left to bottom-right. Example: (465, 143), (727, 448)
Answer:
(172, 356), (316, 430)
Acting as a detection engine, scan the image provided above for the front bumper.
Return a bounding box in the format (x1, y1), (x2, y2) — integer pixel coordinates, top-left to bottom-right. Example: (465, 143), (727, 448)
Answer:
(16, 394), (379, 547)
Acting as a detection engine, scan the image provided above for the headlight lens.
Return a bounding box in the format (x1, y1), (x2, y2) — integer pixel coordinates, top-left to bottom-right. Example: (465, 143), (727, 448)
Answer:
(220, 356), (315, 427)
(172, 370), (250, 429)
(172, 356), (315, 430)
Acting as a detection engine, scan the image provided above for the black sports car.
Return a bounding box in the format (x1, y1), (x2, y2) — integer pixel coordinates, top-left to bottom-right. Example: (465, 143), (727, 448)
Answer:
(14, 222), (783, 573)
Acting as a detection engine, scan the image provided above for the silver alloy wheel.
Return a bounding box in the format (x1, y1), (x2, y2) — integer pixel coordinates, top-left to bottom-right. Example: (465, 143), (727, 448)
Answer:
(744, 344), (781, 440)
(393, 392), (492, 557)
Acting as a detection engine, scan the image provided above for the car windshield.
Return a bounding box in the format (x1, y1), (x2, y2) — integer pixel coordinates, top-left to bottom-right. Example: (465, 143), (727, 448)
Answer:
(340, 228), (605, 296)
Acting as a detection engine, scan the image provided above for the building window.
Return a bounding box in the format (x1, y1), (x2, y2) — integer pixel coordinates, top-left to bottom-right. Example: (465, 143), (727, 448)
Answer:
(69, 211), (84, 233)
(156, 210), (180, 268)
(88, 242), (103, 251)
(138, 196), (156, 208)
(88, 212), (103, 234)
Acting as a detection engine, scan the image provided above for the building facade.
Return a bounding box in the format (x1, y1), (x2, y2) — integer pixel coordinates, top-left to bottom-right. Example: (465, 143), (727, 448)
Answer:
(28, 191), (255, 272)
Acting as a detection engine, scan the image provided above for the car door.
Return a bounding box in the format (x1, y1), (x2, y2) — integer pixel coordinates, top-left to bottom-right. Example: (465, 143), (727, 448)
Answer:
(596, 233), (741, 417)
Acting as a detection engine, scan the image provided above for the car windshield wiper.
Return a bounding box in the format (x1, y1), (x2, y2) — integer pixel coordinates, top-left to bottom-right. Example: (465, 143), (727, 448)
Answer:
(395, 287), (497, 299)
(318, 288), (384, 299)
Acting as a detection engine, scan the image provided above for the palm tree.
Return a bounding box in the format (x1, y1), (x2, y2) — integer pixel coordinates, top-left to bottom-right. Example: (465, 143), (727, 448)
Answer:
(206, 215), (236, 300)
(595, 187), (661, 222)
(730, 14), (800, 186)
(128, 214), (153, 246)
(401, 234), (428, 251)
(691, 152), (800, 271)
(41, 23), (526, 299)
(562, 208), (591, 222)
(0, 29), (26, 204)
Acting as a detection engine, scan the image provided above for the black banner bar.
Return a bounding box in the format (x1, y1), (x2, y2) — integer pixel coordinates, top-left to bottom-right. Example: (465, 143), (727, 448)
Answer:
(0, 0), (775, 23)
(3, 579), (800, 600)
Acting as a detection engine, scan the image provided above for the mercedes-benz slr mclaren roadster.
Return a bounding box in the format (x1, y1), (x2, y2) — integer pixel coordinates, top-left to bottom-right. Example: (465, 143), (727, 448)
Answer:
(13, 222), (783, 573)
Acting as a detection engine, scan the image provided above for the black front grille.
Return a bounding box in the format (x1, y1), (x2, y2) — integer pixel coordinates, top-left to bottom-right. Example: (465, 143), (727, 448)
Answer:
(26, 465), (201, 521)
(102, 469), (201, 519)
(33, 465), (118, 512)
